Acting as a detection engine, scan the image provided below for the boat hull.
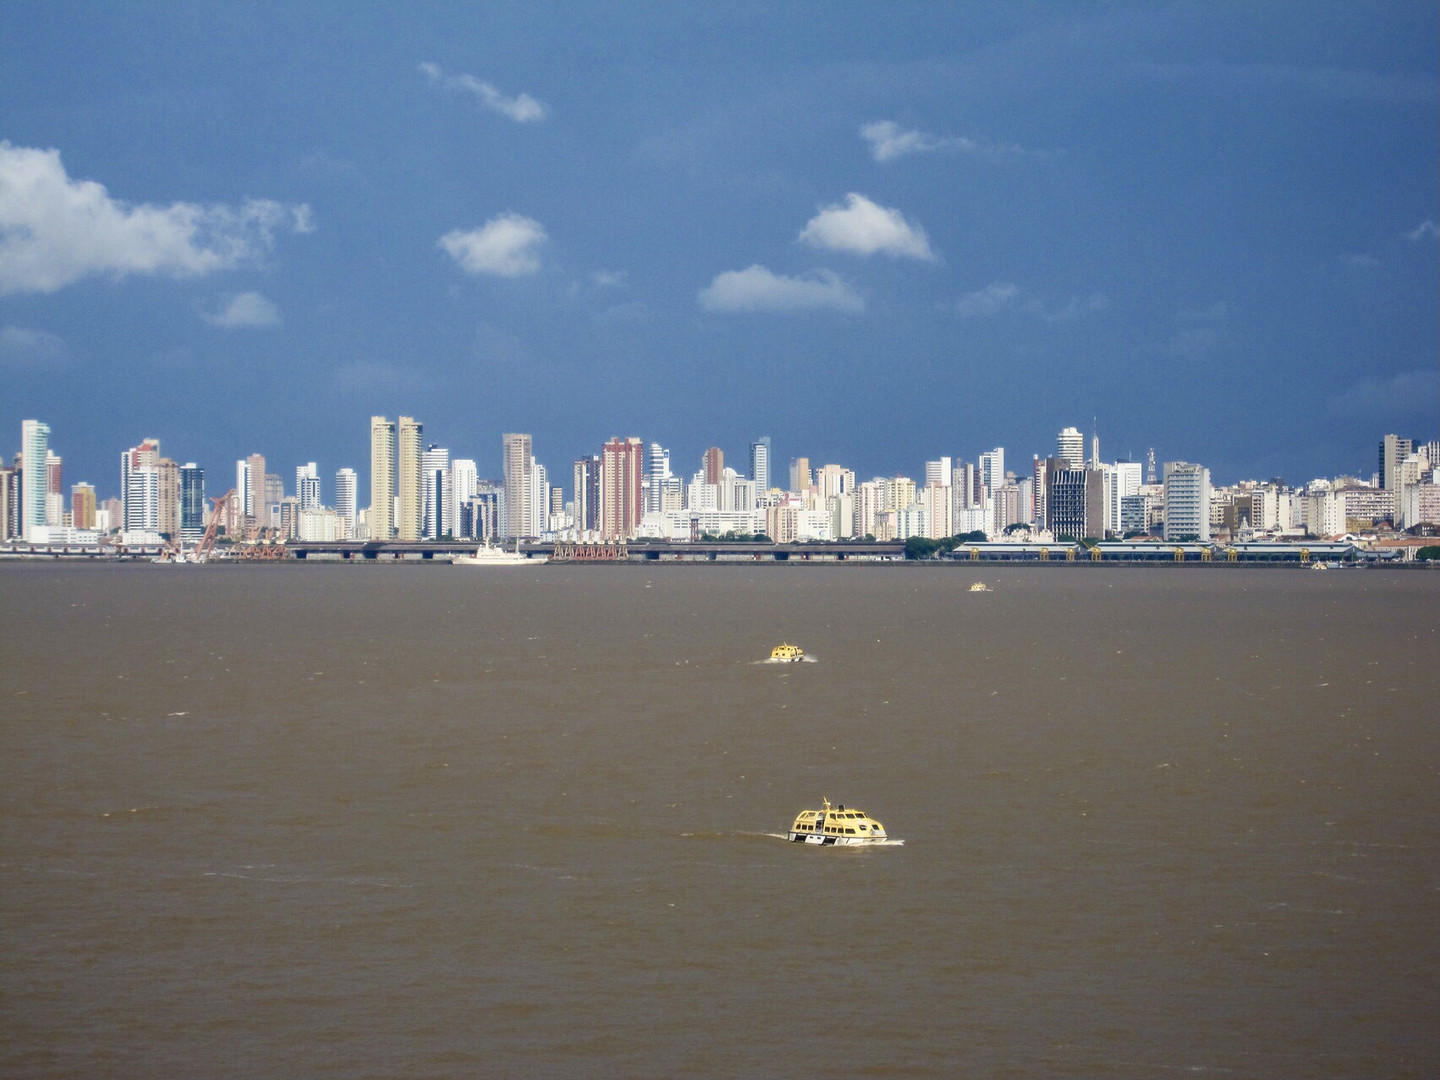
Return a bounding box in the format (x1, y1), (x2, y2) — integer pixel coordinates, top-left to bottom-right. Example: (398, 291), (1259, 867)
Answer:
(787, 831), (890, 846)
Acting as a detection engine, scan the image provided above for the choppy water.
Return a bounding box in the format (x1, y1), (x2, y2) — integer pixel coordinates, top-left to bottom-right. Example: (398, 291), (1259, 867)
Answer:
(2, 563), (1437, 1078)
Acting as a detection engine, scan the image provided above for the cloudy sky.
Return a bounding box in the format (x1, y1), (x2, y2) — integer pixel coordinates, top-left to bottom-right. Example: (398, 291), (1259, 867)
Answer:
(2, 2), (1436, 496)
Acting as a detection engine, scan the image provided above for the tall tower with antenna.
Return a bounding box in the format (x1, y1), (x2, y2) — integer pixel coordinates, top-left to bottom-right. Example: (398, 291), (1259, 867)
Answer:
(1146, 448), (1158, 486)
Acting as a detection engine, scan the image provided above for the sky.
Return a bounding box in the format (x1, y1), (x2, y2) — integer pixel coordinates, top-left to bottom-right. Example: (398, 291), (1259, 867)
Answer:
(2, 1), (1437, 499)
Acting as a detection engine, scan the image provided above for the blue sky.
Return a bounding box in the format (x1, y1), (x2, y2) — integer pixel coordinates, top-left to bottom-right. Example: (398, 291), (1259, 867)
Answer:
(3, 2), (1437, 497)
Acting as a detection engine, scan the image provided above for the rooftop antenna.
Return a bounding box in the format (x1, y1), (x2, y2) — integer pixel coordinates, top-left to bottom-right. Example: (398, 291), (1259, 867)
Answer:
(1146, 448), (1157, 485)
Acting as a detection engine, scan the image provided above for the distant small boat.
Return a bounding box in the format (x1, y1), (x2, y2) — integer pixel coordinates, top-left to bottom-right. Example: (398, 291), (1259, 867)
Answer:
(969, 582), (991, 592)
(788, 797), (898, 846)
(451, 540), (530, 566)
(770, 642), (805, 662)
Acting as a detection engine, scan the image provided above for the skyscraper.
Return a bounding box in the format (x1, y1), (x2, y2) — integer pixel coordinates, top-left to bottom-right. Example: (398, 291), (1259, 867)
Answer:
(1046, 464), (1087, 539)
(120, 438), (162, 534)
(451, 458), (479, 539)
(157, 457), (180, 538)
(21, 420), (50, 541)
(422, 444), (451, 539)
(574, 455), (600, 534)
(502, 433), (533, 538)
(1378, 434), (1413, 491)
(644, 442), (670, 515)
(979, 448), (1005, 500)
(335, 467), (358, 539)
(600, 436), (643, 540)
(296, 463), (320, 511)
(1057, 426), (1084, 470)
(397, 416), (423, 541)
(749, 436), (771, 492)
(531, 460), (549, 537)
(370, 416), (396, 540)
(1163, 462), (1211, 542)
(0, 465), (17, 541)
(790, 457), (811, 493)
(703, 447), (724, 486)
(179, 464), (205, 541)
(45, 449), (63, 526)
(71, 482), (97, 531)
(247, 454), (267, 534)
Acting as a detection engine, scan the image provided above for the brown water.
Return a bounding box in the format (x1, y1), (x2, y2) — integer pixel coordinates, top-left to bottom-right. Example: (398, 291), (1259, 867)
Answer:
(2, 563), (1436, 1079)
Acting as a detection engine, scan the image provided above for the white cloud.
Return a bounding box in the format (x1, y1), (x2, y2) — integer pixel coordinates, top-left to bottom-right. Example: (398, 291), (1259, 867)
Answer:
(798, 193), (936, 261)
(591, 269), (628, 287)
(439, 214), (547, 277)
(955, 281), (1020, 318)
(0, 141), (312, 295)
(420, 62), (547, 123)
(0, 324), (70, 369)
(861, 120), (1054, 165)
(861, 121), (946, 163)
(1406, 219), (1439, 242)
(202, 291), (281, 328)
(698, 265), (864, 314)
(953, 282), (1109, 323)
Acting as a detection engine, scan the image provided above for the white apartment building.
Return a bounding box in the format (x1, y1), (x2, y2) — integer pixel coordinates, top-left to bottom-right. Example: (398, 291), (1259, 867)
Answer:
(21, 419), (50, 542)
(1163, 462), (1211, 541)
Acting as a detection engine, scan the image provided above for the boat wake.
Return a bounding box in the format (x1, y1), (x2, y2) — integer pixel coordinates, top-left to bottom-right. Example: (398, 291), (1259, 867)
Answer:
(756, 655), (819, 665)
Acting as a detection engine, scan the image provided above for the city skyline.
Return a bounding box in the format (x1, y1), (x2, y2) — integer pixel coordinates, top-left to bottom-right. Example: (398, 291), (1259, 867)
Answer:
(2, 4), (1437, 490)
(6, 411), (1437, 550)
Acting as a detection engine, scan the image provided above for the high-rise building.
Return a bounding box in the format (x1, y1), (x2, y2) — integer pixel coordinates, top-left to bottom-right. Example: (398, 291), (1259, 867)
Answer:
(644, 442), (670, 515)
(397, 416), (423, 541)
(335, 467), (358, 539)
(1030, 455), (1046, 525)
(179, 464), (205, 541)
(749, 436), (771, 492)
(1109, 462), (1143, 537)
(924, 457), (952, 488)
(574, 455), (600, 534)
(502, 433), (533, 538)
(71, 482), (97, 531)
(451, 459), (479, 538)
(1046, 465), (1087, 539)
(1057, 426), (1084, 470)
(531, 460), (550, 537)
(1163, 462), (1212, 542)
(789, 457), (811, 493)
(243, 453), (266, 533)
(157, 457), (180, 538)
(1378, 434), (1414, 491)
(21, 420), (51, 541)
(422, 444), (451, 539)
(127, 468), (160, 535)
(120, 437), (159, 532)
(600, 436), (644, 540)
(979, 448), (1005, 499)
(462, 483), (503, 541)
(44, 449), (63, 526)
(817, 464), (854, 500)
(370, 417), (396, 540)
(703, 447), (724, 486)
(0, 464), (17, 541)
(296, 463), (320, 511)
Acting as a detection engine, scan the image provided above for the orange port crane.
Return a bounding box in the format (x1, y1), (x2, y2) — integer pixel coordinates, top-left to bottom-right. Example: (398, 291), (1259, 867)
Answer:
(195, 489), (234, 562)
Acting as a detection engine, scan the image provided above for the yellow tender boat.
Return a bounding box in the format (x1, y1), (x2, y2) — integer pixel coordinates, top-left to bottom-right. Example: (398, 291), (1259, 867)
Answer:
(770, 643), (805, 662)
(788, 797), (895, 846)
